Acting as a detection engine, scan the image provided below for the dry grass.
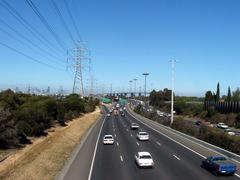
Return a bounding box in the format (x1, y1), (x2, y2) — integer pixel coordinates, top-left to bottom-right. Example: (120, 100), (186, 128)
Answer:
(0, 108), (100, 180)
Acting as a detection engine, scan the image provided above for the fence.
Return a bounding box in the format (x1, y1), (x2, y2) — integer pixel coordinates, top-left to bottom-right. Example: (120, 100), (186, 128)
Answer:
(205, 101), (240, 113)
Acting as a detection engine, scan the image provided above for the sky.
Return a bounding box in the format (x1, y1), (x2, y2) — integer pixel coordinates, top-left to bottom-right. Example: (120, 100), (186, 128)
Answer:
(0, 0), (240, 96)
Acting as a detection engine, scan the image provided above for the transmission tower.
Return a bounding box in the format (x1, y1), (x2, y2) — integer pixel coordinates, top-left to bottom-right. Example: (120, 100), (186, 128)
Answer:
(67, 41), (91, 97)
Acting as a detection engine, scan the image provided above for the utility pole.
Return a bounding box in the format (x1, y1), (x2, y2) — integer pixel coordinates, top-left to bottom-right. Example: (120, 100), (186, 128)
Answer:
(133, 78), (137, 96)
(170, 60), (177, 125)
(142, 73), (149, 97)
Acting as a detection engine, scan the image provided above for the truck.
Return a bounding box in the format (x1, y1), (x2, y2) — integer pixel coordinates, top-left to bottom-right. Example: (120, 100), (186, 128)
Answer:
(202, 156), (237, 176)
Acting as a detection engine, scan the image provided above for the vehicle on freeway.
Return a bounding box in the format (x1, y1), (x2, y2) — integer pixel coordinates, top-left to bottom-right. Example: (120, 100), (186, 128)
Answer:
(202, 156), (236, 176)
(195, 120), (202, 126)
(103, 135), (114, 145)
(107, 113), (111, 117)
(109, 109), (113, 113)
(164, 113), (171, 117)
(135, 152), (154, 168)
(157, 110), (164, 117)
(120, 112), (125, 117)
(217, 123), (229, 129)
(113, 110), (118, 116)
(116, 104), (120, 108)
(224, 129), (236, 136)
(137, 131), (149, 141)
(131, 123), (139, 129)
(123, 107), (126, 110)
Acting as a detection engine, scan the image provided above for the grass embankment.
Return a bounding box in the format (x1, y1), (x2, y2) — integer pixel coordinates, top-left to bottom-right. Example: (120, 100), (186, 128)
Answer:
(0, 108), (100, 180)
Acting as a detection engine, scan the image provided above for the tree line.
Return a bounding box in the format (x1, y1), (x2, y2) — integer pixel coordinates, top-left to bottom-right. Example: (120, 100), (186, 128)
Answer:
(0, 89), (99, 149)
(205, 82), (240, 102)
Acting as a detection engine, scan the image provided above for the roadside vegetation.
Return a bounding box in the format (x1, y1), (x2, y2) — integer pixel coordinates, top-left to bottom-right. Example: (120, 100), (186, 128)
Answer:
(0, 89), (99, 149)
(133, 83), (240, 155)
(148, 85), (240, 129)
(134, 105), (240, 155)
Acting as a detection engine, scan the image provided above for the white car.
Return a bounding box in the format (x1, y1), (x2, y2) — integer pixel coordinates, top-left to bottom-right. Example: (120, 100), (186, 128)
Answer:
(137, 132), (149, 141)
(103, 135), (114, 145)
(224, 129), (236, 136)
(107, 113), (111, 117)
(217, 123), (229, 129)
(135, 152), (154, 168)
(131, 123), (139, 129)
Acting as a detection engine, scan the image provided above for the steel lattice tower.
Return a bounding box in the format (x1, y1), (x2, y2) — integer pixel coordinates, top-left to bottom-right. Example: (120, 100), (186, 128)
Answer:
(72, 46), (84, 96)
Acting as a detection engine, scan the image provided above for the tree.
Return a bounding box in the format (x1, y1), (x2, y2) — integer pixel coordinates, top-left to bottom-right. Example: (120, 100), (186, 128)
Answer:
(232, 88), (240, 101)
(216, 82), (220, 101)
(227, 86), (232, 101)
(0, 108), (19, 148)
(205, 91), (214, 101)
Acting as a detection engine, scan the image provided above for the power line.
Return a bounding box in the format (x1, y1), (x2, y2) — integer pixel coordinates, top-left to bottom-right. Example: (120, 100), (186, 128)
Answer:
(49, 0), (76, 45)
(63, 0), (82, 41)
(0, 0), (64, 56)
(0, 26), (66, 67)
(0, 17), (66, 66)
(26, 0), (66, 51)
(0, 41), (64, 71)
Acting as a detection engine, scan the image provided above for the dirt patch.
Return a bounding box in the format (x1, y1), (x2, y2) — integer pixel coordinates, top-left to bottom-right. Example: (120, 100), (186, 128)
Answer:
(0, 108), (100, 180)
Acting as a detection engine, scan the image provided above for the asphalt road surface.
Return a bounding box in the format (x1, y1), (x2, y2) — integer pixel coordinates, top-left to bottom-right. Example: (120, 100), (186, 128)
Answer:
(89, 109), (239, 180)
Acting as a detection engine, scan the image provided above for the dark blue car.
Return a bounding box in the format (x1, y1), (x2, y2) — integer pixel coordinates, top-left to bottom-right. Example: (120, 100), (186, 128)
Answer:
(202, 156), (237, 176)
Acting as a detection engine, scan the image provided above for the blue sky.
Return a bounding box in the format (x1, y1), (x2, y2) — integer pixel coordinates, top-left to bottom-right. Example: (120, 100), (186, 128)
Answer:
(0, 0), (240, 96)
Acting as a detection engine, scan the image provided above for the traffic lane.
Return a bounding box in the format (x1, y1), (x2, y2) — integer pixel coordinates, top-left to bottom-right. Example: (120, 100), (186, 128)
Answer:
(114, 115), (170, 180)
(120, 114), (216, 180)
(90, 116), (125, 180)
(60, 116), (103, 180)
(123, 112), (239, 179)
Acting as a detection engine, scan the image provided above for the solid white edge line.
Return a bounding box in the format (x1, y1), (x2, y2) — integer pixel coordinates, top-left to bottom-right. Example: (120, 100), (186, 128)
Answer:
(127, 110), (240, 178)
(87, 116), (106, 180)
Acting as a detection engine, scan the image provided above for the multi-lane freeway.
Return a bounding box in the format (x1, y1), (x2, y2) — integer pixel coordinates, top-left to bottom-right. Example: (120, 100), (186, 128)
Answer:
(89, 108), (239, 180)
(59, 106), (240, 180)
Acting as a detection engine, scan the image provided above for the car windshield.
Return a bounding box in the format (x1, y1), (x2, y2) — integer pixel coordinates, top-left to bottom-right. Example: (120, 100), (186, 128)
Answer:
(140, 155), (152, 159)
(139, 132), (147, 135)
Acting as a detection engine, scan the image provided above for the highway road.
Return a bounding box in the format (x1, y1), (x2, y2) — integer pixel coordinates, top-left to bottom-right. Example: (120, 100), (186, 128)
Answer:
(89, 108), (240, 180)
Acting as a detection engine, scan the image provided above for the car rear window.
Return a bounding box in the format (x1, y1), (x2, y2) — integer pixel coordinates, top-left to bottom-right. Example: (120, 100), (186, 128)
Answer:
(213, 157), (226, 161)
(140, 155), (151, 159)
(104, 136), (113, 139)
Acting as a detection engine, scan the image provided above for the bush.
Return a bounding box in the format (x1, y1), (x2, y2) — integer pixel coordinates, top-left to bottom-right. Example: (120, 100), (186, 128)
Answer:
(0, 108), (19, 149)
(0, 90), (98, 149)
(235, 113), (240, 128)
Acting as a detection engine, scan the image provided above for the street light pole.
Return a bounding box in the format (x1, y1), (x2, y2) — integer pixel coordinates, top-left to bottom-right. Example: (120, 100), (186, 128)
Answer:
(133, 78), (137, 96)
(170, 60), (176, 125)
(129, 80), (133, 97)
(142, 73), (149, 98)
